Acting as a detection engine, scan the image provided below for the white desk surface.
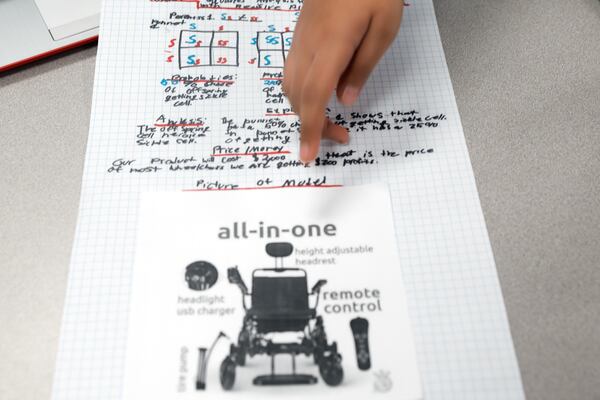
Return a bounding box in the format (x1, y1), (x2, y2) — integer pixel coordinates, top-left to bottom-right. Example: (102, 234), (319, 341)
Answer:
(1, 1), (599, 399)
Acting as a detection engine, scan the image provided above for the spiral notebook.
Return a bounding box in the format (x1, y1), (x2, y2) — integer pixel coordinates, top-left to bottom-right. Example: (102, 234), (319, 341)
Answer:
(51, 1), (525, 399)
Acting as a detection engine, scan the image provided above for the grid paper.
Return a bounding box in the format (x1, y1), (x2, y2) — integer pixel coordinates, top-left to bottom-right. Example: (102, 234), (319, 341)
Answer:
(52, 1), (525, 399)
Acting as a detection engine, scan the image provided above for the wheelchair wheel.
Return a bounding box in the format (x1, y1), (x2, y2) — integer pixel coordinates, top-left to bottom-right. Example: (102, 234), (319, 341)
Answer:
(318, 355), (344, 386)
(220, 357), (236, 390)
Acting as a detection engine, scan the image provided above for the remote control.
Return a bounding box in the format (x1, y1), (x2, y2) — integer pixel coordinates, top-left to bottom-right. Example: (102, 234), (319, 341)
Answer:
(350, 317), (371, 371)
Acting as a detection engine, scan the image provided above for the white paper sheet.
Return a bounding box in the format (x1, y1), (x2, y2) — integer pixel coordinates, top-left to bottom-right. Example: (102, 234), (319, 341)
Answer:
(34, 0), (100, 40)
(52, 1), (525, 399)
(124, 185), (422, 398)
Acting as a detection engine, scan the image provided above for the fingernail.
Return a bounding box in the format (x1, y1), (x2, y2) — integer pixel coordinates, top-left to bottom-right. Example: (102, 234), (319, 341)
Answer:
(300, 142), (312, 164)
(341, 86), (360, 106)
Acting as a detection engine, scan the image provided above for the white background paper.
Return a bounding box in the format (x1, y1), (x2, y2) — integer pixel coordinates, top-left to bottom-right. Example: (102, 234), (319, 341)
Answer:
(124, 185), (422, 399)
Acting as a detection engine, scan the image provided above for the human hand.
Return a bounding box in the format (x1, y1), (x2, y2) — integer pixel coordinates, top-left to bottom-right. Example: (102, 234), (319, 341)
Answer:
(283, 0), (403, 163)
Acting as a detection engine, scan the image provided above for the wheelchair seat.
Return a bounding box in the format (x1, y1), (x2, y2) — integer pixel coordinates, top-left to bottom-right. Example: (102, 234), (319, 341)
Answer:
(250, 271), (315, 333)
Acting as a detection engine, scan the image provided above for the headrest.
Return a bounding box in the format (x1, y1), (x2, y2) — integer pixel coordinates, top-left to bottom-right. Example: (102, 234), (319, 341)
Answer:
(265, 242), (294, 258)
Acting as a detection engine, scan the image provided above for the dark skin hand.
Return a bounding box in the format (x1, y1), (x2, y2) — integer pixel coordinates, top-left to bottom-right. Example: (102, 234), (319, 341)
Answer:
(283, 0), (403, 163)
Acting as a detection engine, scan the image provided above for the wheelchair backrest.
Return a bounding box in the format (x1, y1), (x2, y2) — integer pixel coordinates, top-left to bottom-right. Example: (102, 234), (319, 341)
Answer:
(252, 269), (309, 311)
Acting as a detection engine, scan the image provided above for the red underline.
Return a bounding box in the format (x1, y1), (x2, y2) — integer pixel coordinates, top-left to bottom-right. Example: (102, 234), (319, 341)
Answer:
(170, 78), (235, 84)
(184, 184), (343, 192)
(260, 77), (284, 80)
(150, 0), (300, 12)
(154, 123), (204, 127)
(265, 113), (296, 117)
(197, 5), (299, 12)
(212, 151), (291, 157)
(152, 0), (408, 11)
(150, 0), (197, 3)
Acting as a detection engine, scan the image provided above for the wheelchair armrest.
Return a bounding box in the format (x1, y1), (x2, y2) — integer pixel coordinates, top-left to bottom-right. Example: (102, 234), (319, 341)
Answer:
(311, 279), (327, 295)
(227, 267), (249, 295)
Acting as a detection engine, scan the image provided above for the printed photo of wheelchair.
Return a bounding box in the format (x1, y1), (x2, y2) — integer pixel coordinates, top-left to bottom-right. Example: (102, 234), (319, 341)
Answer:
(220, 242), (343, 390)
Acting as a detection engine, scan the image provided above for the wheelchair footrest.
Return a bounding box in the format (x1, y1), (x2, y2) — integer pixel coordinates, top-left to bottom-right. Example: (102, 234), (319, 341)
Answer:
(253, 374), (318, 386)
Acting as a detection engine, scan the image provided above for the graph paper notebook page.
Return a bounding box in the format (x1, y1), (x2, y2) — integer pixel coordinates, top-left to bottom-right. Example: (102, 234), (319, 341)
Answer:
(52, 1), (524, 400)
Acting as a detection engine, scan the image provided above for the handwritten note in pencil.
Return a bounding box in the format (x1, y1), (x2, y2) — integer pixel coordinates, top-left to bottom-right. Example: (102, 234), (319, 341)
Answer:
(52, 1), (524, 400)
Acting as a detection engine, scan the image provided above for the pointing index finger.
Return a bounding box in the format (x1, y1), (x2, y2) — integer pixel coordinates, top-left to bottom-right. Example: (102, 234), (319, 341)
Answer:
(299, 42), (356, 163)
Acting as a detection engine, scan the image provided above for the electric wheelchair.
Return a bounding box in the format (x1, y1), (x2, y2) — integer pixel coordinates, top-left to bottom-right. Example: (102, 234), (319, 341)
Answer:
(220, 242), (343, 389)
